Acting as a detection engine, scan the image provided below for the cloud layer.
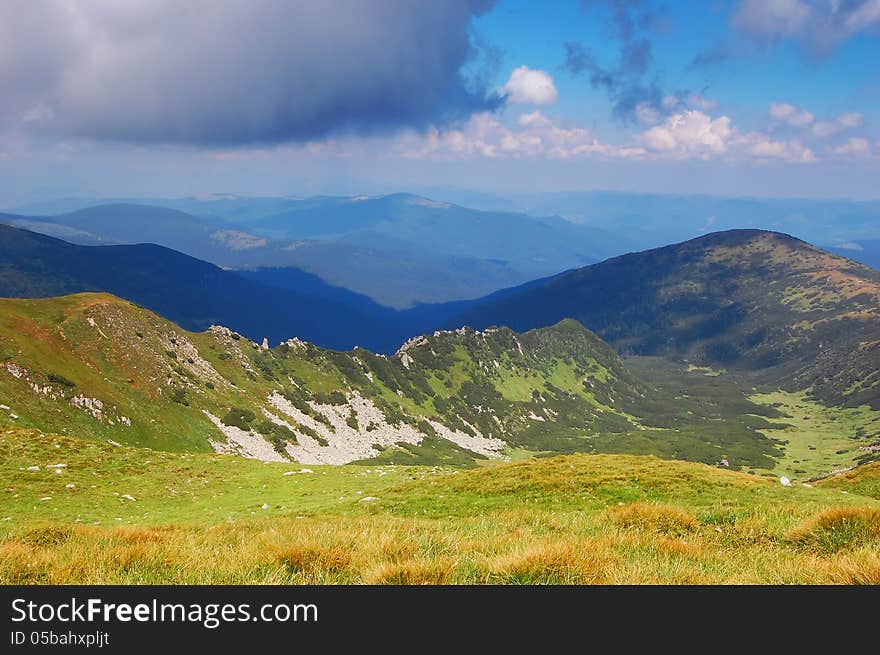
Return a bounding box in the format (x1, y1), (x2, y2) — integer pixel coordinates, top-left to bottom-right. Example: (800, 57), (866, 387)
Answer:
(0, 0), (499, 146)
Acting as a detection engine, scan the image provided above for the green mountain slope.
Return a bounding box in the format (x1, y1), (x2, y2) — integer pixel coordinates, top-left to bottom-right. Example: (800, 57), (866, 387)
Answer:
(0, 293), (788, 470)
(454, 229), (880, 409)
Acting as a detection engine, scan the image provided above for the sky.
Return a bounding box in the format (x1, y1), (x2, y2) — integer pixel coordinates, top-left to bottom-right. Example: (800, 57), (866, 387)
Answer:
(0, 0), (878, 205)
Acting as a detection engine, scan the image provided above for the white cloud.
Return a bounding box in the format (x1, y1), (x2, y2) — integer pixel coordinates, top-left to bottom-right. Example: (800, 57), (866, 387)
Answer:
(398, 111), (643, 161)
(827, 137), (873, 158)
(769, 103), (863, 140)
(737, 133), (817, 163)
(501, 66), (559, 106)
(733, 0), (880, 54)
(639, 111), (733, 158)
(812, 112), (864, 138)
(635, 102), (662, 126)
(633, 109), (819, 163)
(686, 93), (718, 111)
(769, 102), (814, 127)
(846, 0), (880, 30)
(509, 111), (649, 159)
(399, 107), (831, 166)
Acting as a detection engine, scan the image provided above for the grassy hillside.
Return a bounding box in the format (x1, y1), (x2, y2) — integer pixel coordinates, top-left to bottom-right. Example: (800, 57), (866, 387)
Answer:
(2, 428), (877, 584)
(454, 230), (880, 409)
(818, 461), (880, 499)
(0, 292), (799, 471)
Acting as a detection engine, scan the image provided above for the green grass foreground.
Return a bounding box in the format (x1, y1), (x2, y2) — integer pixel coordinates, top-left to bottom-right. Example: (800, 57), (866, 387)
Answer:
(2, 429), (878, 584)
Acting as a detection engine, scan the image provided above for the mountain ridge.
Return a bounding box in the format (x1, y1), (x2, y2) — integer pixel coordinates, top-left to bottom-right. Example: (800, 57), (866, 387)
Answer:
(0, 292), (788, 469)
(452, 228), (880, 408)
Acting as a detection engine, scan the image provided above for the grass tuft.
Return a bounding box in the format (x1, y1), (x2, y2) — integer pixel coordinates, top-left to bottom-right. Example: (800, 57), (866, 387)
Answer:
(788, 507), (880, 553)
(608, 502), (698, 536)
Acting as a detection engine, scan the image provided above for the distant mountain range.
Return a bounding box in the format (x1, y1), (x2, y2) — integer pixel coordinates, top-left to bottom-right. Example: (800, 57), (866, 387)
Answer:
(1, 194), (626, 307)
(409, 190), (880, 254)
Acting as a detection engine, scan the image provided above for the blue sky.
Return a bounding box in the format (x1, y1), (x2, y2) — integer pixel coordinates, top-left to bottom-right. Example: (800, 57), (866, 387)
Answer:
(0, 0), (878, 205)
(476, 1), (880, 126)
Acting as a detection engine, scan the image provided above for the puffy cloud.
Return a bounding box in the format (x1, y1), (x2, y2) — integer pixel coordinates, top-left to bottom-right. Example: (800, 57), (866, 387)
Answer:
(737, 133), (817, 163)
(812, 112), (864, 138)
(633, 108), (820, 163)
(638, 111), (733, 158)
(827, 137), (873, 157)
(501, 67), (559, 105)
(635, 102), (662, 126)
(769, 103), (815, 127)
(398, 111), (644, 161)
(0, 0), (500, 146)
(403, 97), (860, 164)
(733, 0), (880, 55)
(769, 103), (864, 140)
(686, 93), (719, 111)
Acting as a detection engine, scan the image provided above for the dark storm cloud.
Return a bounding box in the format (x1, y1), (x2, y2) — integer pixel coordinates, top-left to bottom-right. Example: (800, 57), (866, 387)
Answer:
(564, 0), (666, 122)
(0, 0), (500, 146)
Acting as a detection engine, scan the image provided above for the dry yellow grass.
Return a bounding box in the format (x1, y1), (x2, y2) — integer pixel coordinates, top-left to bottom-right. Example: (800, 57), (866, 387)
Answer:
(607, 502), (698, 536)
(3, 432), (879, 585)
(2, 502), (879, 585)
(788, 508), (880, 553)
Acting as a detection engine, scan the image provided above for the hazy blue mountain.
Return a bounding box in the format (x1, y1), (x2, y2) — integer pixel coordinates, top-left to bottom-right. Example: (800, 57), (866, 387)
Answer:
(276, 233), (550, 307)
(8, 195), (305, 223)
(247, 193), (627, 266)
(12, 192), (879, 258)
(7, 198), (107, 215)
(235, 266), (392, 316)
(1, 196), (625, 307)
(412, 190), (880, 252)
(0, 223), (405, 351)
